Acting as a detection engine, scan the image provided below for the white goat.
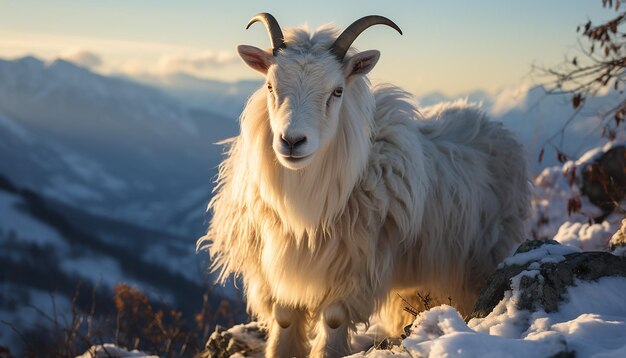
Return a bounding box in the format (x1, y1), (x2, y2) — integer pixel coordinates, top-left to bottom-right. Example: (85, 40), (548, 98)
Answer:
(199, 13), (530, 358)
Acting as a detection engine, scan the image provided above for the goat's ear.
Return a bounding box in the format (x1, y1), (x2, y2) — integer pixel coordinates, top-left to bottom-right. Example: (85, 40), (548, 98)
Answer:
(238, 45), (274, 74)
(343, 50), (380, 79)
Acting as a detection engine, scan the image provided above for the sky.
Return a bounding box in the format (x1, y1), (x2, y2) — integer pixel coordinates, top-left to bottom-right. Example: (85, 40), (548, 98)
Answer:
(0, 0), (618, 96)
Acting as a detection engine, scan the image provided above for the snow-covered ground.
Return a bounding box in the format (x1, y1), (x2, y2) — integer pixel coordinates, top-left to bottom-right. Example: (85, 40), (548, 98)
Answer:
(397, 280), (626, 358)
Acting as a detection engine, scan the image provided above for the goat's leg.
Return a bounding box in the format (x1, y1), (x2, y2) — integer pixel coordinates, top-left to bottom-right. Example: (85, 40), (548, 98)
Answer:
(265, 303), (309, 358)
(310, 302), (350, 358)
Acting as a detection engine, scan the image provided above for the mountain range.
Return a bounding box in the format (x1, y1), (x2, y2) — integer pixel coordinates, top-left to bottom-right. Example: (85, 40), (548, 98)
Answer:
(0, 54), (622, 352)
(0, 56), (239, 237)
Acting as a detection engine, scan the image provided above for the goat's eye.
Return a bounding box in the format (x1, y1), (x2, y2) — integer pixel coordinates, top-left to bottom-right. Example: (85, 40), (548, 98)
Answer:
(267, 83), (273, 92)
(332, 87), (343, 97)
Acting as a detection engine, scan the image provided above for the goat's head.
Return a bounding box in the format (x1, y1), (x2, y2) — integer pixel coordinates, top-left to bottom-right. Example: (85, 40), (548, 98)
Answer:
(237, 13), (402, 170)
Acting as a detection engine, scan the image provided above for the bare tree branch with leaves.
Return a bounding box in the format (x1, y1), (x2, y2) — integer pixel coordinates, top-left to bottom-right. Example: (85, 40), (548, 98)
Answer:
(536, 0), (626, 163)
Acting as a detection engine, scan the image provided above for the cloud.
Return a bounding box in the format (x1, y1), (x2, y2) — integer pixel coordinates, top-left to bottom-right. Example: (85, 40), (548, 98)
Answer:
(154, 51), (239, 75)
(489, 83), (532, 117)
(58, 49), (103, 69)
(117, 50), (241, 79)
(0, 30), (245, 81)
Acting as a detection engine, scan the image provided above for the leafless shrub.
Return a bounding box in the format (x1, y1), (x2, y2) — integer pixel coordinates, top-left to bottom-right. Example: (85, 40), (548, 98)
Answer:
(535, 0), (626, 162)
(2, 282), (226, 358)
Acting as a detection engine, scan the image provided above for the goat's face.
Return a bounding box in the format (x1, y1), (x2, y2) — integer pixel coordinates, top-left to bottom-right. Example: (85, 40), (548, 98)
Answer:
(238, 45), (380, 170)
(265, 52), (344, 170)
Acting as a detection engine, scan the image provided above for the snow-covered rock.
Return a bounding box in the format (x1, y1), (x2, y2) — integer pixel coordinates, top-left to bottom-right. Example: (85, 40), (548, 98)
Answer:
(399, 268), (626, 357)
(581, 145), (626, 216)
(531, 143), (625, 250)
(77, 344), (157, 358)
(473, 240), (626, 318)
(201, 322), (267, 358)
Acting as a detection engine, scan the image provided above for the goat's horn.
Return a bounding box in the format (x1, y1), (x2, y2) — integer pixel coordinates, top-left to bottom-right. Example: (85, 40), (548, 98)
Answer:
(246, 13), (286, 56)
(330, 15), (402, 61)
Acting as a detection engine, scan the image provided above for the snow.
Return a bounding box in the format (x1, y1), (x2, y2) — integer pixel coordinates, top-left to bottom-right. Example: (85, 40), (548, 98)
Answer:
(76, 344), (158, 358)
(350, 322), (395, 354)
(0, 191), (67, 249)
(613, 245), (626, 257)
(396, 276), (626, 358)
(575, 140), (626, 166)
(403, 306), (565, 357)
(0, 283), (72, 352)
(500, 243), (579, 268)
(0, 112), (34, 144)
(141, 243), (202, 283)
(553, 221), (614, 251)
(59, 255), (125, 288)
(531, 143), (623, 251)
(44, 174), (104, 202)
(58, 150), (128, 192)
(228, 322), (267, 353)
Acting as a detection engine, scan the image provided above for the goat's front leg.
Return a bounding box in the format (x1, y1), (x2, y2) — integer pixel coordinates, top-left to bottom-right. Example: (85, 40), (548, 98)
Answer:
(310, 302), (350, 358)
(265, 303), (309, 358)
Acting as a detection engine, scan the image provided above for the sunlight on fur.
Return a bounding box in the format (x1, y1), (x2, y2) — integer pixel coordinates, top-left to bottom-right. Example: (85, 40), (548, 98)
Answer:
(198, 13), (531, 358)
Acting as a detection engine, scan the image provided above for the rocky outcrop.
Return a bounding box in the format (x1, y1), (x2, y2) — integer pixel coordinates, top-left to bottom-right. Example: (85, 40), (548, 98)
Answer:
(581, 145), (626, 219)
(470, 240), (626, 320)
(201, 322), (266, 358)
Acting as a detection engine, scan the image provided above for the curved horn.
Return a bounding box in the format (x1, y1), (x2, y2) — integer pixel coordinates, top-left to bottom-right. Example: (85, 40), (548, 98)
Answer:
(330, 15), (402, 61)
(246, 13), (286, 56)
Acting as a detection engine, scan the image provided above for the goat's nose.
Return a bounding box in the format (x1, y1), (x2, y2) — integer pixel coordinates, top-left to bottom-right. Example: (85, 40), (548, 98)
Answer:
(280, 135), (307, 150)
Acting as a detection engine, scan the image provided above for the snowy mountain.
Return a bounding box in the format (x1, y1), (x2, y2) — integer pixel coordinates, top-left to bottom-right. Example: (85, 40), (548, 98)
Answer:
(0, 58), (245, 353)
(130, 72), (262, 118)
(0, 174), (245, 353)
(0, 56), (239, 237)
(0, 173), (208, 303)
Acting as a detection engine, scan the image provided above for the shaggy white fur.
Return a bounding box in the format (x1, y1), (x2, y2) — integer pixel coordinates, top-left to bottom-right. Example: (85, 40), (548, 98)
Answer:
(199, 23), (530, 358)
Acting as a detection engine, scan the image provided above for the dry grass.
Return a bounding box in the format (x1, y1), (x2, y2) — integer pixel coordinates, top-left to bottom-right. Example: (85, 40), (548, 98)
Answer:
(2, 282), (236, 358)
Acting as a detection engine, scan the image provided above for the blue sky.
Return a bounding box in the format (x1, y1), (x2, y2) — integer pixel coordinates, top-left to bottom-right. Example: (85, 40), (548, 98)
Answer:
(0, 0), (616, 95)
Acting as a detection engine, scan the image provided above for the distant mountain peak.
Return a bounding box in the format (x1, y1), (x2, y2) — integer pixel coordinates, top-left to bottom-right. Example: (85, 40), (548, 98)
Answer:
(47, 58), (87, 72)
(16, 55), (44, 67)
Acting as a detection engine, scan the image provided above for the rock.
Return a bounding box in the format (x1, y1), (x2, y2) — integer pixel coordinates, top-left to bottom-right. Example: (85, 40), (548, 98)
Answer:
(200, 322), (267, 358)
(514, 239), (561, 254)
(470, 240), (626, 320)
(76, 344), (157, 358)
(610, 218), (626, 255)
(581, 145), (626, 219)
